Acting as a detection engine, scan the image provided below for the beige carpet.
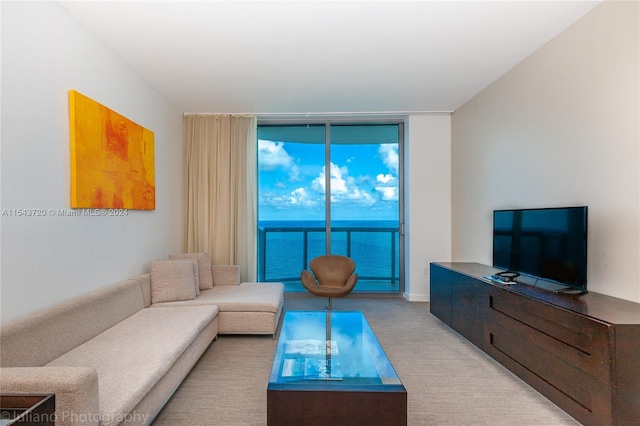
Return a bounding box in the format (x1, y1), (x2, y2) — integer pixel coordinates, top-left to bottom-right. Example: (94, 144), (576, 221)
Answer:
(152, 294), (580, 425)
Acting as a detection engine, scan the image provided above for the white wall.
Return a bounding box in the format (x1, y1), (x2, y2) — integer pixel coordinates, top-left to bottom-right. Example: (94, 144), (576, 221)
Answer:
(1, 2), (184, 322)
(451, 1), (639, 302)
(405, 114), (452, 301)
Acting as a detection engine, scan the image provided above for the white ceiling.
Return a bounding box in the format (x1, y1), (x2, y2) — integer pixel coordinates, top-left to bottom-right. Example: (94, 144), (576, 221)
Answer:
(58, 1), (602, 115)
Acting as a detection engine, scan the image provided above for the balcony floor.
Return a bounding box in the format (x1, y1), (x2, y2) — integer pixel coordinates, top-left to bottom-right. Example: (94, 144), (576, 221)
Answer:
(281, 279), (401, 293)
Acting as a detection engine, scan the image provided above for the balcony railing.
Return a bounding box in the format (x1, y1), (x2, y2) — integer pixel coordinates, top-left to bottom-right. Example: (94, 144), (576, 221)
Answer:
(257, 225), (400, 292)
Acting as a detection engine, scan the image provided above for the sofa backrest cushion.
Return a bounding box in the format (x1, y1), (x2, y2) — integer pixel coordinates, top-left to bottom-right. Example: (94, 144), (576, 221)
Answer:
(150, 260), (198, 304)
(0, 280), (145, 367)
(211, 265), (240, 286)
(169, 253), (214, 290)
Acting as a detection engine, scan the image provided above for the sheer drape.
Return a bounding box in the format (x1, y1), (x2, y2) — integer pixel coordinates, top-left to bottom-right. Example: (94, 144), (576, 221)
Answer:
(182, 114), (257, 282)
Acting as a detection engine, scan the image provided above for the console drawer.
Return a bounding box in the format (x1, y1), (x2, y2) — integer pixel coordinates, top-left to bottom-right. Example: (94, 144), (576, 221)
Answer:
(485, 311), (613, 425)
(488, 287), (612, 378)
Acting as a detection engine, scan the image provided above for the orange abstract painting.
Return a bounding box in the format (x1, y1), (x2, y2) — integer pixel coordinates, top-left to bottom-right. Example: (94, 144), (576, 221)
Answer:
(69, 90), (155, 210)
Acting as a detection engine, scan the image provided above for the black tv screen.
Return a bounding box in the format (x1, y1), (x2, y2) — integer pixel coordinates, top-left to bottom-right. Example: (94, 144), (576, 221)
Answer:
(493, 206), (588, 291)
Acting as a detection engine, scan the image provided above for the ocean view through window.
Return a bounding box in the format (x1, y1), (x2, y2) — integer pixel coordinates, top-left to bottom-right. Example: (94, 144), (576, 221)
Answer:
(257, 122), (404, 293)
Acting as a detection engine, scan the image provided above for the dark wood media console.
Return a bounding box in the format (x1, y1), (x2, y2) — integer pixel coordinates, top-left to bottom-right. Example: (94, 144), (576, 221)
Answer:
(430, 262), (640, 426)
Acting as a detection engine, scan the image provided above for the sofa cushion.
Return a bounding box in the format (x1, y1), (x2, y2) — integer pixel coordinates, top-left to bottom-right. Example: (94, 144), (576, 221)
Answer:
(151, 283), (284, 313)
(46, 306), (218, 426)
(167, 258), (200, 295)
(150, 260), (198, 303)
(169, 252), (214, 290)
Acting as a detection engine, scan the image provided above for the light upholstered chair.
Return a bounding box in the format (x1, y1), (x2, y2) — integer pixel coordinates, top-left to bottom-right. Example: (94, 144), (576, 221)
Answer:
(300, 255), (358, 310)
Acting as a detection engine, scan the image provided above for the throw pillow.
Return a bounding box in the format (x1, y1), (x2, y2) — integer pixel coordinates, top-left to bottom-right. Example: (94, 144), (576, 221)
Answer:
(166, 257), (200, 295)
(169, 252), (214, 290)
(150, 260), (198, 304)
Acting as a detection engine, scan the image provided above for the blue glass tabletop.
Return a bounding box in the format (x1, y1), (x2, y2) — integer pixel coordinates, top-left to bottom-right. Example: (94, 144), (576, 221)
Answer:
(268, 310), (403, 390)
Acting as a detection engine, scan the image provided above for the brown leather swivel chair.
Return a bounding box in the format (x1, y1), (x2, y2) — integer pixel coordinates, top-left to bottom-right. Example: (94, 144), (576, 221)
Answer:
(301, 255), (358, 310)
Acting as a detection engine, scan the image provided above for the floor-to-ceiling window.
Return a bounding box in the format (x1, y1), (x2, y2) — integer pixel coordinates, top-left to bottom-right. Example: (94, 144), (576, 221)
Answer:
(257, 120), (404, 294)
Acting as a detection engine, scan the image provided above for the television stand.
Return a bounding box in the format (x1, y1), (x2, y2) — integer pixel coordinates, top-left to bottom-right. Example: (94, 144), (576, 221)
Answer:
(431, 262), (640, 426)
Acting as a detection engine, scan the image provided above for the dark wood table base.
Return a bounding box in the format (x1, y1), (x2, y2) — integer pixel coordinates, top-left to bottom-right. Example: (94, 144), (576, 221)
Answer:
(268, 388), (407, 425)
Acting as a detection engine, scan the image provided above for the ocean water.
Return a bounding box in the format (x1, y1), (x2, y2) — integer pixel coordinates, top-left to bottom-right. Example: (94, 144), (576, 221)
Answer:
(258, 220), (400, 282)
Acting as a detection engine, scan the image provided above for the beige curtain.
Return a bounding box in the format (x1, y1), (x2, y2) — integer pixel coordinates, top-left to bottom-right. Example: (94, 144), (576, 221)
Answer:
(182, 114), (257, 282)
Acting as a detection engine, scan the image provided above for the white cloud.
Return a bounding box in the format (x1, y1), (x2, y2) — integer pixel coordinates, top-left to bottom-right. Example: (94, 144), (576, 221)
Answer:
(289, 187), (317, 207)
(375, 173), (397, 200)
(288, 164), (301, 182)
(375, 186), (398, 201)
(376, 173), (395, 184)
(258, 192), (290, 209)
(348, 188), (376, 206)
(379, 144), (398, 174)
(312, 163), (349, 195)
(311, 162), (381, 206)
(258, 140), (293, 170)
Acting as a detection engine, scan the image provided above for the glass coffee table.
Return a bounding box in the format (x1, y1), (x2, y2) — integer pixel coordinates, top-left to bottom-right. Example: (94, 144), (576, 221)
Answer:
(267, 310), (407, 425)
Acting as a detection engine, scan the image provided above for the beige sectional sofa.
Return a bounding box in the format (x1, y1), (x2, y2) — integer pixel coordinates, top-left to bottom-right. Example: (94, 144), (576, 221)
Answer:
(0, 261), (284, 426)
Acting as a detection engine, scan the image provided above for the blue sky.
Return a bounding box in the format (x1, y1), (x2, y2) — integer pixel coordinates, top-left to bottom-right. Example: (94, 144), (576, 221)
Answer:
(258, 139), (399, 222)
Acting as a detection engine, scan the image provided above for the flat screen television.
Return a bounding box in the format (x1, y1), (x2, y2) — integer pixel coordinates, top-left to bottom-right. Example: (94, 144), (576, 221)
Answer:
(492, 206), (588, 294)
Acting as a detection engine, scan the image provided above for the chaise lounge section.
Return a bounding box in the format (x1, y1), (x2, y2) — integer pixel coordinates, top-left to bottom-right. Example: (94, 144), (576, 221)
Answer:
(142, 264), (284, 336)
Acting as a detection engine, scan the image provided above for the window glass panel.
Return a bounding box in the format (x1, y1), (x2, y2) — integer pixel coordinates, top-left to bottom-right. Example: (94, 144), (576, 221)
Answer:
(257, 122), (402, 293)
(258, 125), (326, 283)
(258, 125), (326, 222)
(330, 124), (400, 291)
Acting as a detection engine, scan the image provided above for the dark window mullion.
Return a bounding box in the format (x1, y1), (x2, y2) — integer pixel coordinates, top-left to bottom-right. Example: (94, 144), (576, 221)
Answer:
(325, 123), (331, 254)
